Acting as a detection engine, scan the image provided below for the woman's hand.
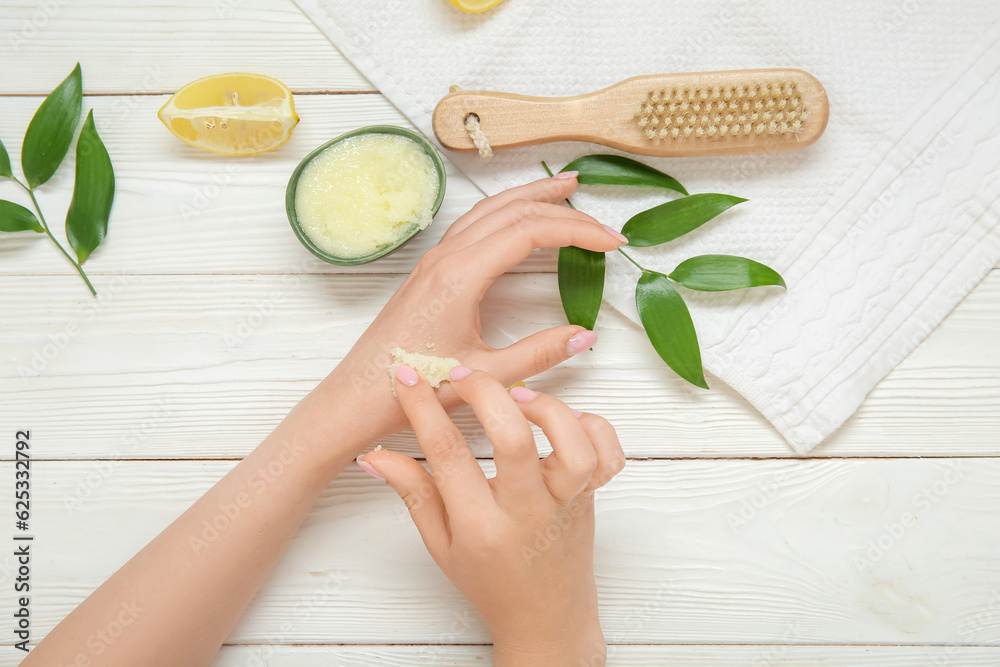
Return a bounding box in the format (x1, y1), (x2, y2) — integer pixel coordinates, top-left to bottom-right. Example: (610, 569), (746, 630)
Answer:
(359, 365), (626, 666)
(297, 173), (628, 462)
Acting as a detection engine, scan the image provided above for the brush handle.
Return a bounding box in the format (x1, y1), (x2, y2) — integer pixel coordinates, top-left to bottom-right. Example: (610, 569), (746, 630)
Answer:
(433, 69), (828, 158)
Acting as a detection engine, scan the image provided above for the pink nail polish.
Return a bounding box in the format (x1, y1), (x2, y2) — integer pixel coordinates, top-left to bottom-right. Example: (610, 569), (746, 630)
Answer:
(357, 457), (385, 480)
(567, 330), (598, 356)
(553, 170), (579, 180)
(449, 365), (473, 381)
(572, 409), (584, 419)
(601, 224), (628, 244)
(510, 386), (538, 403)
(395, 364), (419, 386)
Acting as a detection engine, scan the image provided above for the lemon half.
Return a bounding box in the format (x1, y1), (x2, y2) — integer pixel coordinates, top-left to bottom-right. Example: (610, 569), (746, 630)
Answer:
(158, 73), (298, 156)
(446, 0), (507, 13)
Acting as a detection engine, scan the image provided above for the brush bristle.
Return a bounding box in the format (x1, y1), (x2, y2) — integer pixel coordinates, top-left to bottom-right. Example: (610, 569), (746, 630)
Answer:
(635, 79), (809, 142)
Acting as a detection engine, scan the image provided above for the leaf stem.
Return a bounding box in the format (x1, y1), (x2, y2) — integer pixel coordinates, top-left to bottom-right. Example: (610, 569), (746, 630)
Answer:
(15, 177), (97, 296)
(617, 247), (646, 273)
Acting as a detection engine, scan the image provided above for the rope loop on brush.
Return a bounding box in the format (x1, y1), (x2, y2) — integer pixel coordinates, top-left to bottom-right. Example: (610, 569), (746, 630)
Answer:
(449, 84), (493, 162)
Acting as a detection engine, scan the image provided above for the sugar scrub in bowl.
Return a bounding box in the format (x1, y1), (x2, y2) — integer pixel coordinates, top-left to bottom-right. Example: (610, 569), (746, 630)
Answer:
(286, 125), (446, 265)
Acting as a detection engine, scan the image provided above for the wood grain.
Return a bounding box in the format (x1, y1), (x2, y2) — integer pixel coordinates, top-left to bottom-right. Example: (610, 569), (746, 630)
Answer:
(210, 645), (1000, 667)
(1, 459), (997, 647)
(1, 272), (997, 459)
(0, 644), (995, 666)
(0, 0), (373, 94)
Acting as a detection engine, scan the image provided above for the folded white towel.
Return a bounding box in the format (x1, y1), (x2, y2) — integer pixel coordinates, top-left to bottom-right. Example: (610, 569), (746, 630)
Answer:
(294, 0), (1000, 452)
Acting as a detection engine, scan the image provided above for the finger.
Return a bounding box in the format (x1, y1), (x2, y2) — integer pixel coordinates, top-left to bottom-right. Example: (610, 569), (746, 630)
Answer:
(394, 364), (493, 514)
(445, 199), (593, 252)
(509, 386), (597, 503)
(458, 214), (627, 289)
(357, 448), (451, 567)
(441, 173), (579, 241)
(489, 325), (599, 385)
(577, 413), (626, 492)
(446, 367), (544, 499)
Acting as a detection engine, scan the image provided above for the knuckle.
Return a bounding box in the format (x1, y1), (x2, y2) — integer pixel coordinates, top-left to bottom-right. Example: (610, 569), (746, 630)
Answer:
(502, 198), (544, 220)
(477, 528), (507, 552)
(464, 371), (496, 394)
(418, 245), (445, 266)
(401, 490), (424, 511)
(583, 414), (618, 440)
(426, 427), (465, 457)
(463, 537), (503, 563)
(536, 398), (568, 423)
(595, 454), (626, 488)
(408, 393), (438, 415)
(531, 344), (561, 373)
(469, 196), (496, 218)
(428, 263), (462, 293)
(408, 250), (448, 284)
(539, 176), (567, 199)
(612, 452), (627, 474)
(564, 450), (599, 478)
(509, 215), (536, 239)
(491, 425), (538, 460)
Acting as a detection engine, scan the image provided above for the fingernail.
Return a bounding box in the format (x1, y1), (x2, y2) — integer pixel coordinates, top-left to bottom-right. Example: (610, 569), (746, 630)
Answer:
(356, 457), (385, 480)
(567, 329), (598, 356)
(601, 224), (628, 244)
(553, 170), (578, 180)
(510, 386), (538, 403)
(395, 364), (419, 386)
(449, 365), (473, 381)
(572, 408), (583, 419)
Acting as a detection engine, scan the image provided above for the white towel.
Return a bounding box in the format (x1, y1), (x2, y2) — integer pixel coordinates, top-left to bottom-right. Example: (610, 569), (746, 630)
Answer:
(294, 0), (1000, 452)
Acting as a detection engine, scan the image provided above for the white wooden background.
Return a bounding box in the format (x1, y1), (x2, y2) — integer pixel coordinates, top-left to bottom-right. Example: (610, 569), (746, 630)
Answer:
(1, 1), (999, 665)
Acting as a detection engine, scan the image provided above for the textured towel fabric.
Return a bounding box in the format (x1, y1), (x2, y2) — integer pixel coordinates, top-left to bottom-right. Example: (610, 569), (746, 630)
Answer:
(294, 0), (1000, 452)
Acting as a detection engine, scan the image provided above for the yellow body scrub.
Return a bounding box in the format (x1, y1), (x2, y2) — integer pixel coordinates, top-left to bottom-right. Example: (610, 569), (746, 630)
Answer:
(389, 347), (460, 390)
(294, 133), (440, 259)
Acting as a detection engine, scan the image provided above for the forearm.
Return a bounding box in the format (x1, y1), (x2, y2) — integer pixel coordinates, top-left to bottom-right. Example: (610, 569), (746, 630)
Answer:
(25, 382), (370, 667)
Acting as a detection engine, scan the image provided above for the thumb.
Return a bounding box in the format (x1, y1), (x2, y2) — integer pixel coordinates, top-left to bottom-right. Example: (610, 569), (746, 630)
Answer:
(490, 325), (598, 384)
(357, 448), (450, 563)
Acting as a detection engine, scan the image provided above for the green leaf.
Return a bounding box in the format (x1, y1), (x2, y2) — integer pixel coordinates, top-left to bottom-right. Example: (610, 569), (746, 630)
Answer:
(0, 138), (12, 178)
(622, 193), (746, 247)
(0, 200), (44, 233)
(561, 154), (688, 195)
(22, 63), (83, 188)
(635, 270), (707, 389)
(669, 254), (786, 291)
(558, 246), (605, 329)
(66, 110), (115, 264)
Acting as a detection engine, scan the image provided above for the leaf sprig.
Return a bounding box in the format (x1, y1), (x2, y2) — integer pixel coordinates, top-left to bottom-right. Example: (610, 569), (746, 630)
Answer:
(545, 154), (786, 389)
(0, 64), (115, 296)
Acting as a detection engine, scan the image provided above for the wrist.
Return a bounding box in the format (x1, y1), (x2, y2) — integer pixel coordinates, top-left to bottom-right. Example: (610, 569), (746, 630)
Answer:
(488, 581), (605, 666)
(271, 361), (401, 479)
(492, 624), (606, 667)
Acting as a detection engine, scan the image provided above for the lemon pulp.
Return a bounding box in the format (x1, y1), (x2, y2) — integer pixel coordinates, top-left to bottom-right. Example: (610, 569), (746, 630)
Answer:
(158, 72), (298, 155)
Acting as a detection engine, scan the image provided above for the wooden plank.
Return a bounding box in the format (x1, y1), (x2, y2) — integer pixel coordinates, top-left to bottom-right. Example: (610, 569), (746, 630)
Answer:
(211, 645), (1000, 667)
(1, 272), (998, 459)
(1, 459), (998, 646)
(2, 644), (999, 666)
(0, 0), (373, 94)
(0, 94), (546, 277)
